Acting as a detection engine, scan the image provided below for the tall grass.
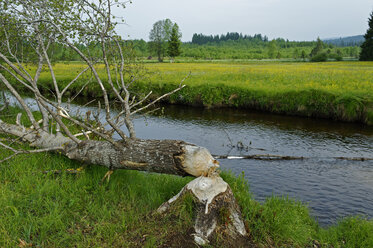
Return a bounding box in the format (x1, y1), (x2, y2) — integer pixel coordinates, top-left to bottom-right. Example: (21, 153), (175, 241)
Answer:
(138, 62), (373, 124)
(10, 61), (372, 125)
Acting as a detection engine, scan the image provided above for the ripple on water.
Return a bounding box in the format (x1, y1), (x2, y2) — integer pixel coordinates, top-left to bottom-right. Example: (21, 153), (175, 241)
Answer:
(221, 158), (373, 226)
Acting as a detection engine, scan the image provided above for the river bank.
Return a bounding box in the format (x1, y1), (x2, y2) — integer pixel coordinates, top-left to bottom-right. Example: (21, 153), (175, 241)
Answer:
(8, 61), (372, 125)
(136, 61), (373, 125)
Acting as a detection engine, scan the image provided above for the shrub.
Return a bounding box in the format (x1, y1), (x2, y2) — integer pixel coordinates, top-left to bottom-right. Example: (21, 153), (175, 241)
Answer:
(310, 52), (328, 62)
(329, 53), (343, 61)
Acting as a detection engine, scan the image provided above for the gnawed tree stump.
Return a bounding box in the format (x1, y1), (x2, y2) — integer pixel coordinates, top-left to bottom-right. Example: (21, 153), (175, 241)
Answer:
(158, 174), (248, 245)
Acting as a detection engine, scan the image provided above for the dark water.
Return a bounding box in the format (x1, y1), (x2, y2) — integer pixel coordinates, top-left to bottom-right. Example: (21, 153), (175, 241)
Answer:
(132, 105), (373, 226)
(6, 95), (373, 226)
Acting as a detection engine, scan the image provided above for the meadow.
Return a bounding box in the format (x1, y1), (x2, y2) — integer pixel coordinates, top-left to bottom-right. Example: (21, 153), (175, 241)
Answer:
(1, 107), (373, 247)
(2, 60), (373, 246)
(21, 60), (373, 125)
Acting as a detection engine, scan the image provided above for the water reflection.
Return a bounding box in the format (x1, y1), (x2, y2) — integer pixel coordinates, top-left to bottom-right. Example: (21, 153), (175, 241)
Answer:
(134, 104), (373, 226)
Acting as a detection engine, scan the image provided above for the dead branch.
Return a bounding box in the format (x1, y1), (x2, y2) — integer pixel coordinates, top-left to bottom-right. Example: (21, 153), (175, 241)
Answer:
(213, 154), (373, 161)
(0, 1), (248, 245)
(334, 156), (373, 161)
(213, 154), (305, 160)
(0, 91), (9, 111)
(0, 140), (62, 163)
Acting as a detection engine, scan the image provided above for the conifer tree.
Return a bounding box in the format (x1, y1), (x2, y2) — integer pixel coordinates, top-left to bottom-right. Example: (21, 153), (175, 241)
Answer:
(310, 37), (324, 57)
(360, 10), (373, 61)
(167, 23), (181, 62)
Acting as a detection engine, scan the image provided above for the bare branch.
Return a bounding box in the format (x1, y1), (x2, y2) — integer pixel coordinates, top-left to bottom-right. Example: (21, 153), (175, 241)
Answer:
(33, 96), (81, 144)
(48, 21), (128, 140)
(130, 72), (190, 116)
(0, 140), (18, 153)
(0, 91), (9, 111)
(61, 66), (91, 96)
(16, 113), (22, 126)
(0, 153), (18, 163)
(0, 140), (63, 163)
(59, 113), (121, 148)
(74, 130), (93, 138)
(112, 38), (137, 138)
(131, 84), (186, 116)
(2, 29), (33, 81)
(130, 91), (152, 109)
(0, 64), (34, 92)
(69, 82), (90, 103)
(0, 52), (34, 85)
(32, 49), (50, 131)
(0, 73), (39, 128)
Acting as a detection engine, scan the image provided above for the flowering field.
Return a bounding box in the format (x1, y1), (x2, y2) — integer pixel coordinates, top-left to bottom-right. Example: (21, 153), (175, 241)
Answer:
(146, 62), (373, 98)
(138, 61), (373, 124)
(13, 61), (373, 124)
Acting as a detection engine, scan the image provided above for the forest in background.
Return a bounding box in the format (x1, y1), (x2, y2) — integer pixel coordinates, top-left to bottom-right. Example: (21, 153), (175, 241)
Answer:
(39, 32), (362, 62)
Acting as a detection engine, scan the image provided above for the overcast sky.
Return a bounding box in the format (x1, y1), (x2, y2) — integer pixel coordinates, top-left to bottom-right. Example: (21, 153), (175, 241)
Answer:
(115, 0), (373, 42)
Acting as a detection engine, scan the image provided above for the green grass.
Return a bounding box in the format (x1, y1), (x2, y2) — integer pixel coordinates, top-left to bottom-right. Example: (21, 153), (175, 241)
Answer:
(1, 151), (372, 247)
(137, 61), (373, 124)
(6, 60), (373, 125)
(0, 151), (194, 247)
(1, 107), (373, 247)
(0, 107), (193, 246)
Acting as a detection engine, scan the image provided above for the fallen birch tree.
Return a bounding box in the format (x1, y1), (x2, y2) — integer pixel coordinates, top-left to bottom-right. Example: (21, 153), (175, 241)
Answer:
(0, 0), (247, 245)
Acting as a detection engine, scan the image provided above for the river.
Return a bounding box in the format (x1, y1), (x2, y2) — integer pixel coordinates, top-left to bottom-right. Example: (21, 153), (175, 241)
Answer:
(5, 96), (373, 226)
(132, 105), (373, 226)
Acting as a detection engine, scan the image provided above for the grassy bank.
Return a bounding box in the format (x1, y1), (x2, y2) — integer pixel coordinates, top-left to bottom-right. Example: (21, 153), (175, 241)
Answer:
(138, 61), (373, 125)
(4, 61), (373, 125)
(1, 143), (373, 247)
(1, 108), (373, 247)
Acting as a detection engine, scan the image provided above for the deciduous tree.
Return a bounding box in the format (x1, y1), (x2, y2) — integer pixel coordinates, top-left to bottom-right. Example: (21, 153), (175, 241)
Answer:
(0, 1), (247, 245)
(267, 39), (277, 59)
(149, 19), (173, 62)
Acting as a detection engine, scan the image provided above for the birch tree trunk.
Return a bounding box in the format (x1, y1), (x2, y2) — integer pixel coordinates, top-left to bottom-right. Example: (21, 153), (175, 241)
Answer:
(0, 121), (218, 177)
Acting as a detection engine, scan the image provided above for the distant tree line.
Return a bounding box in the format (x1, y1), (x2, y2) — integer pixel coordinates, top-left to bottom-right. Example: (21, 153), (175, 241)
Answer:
(29, 37), (359, 62)
(190, 32), (332, 50)
(191, 32), (268, 45)
(323, 35), (364, 47)
(4, 30), (360, 62)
